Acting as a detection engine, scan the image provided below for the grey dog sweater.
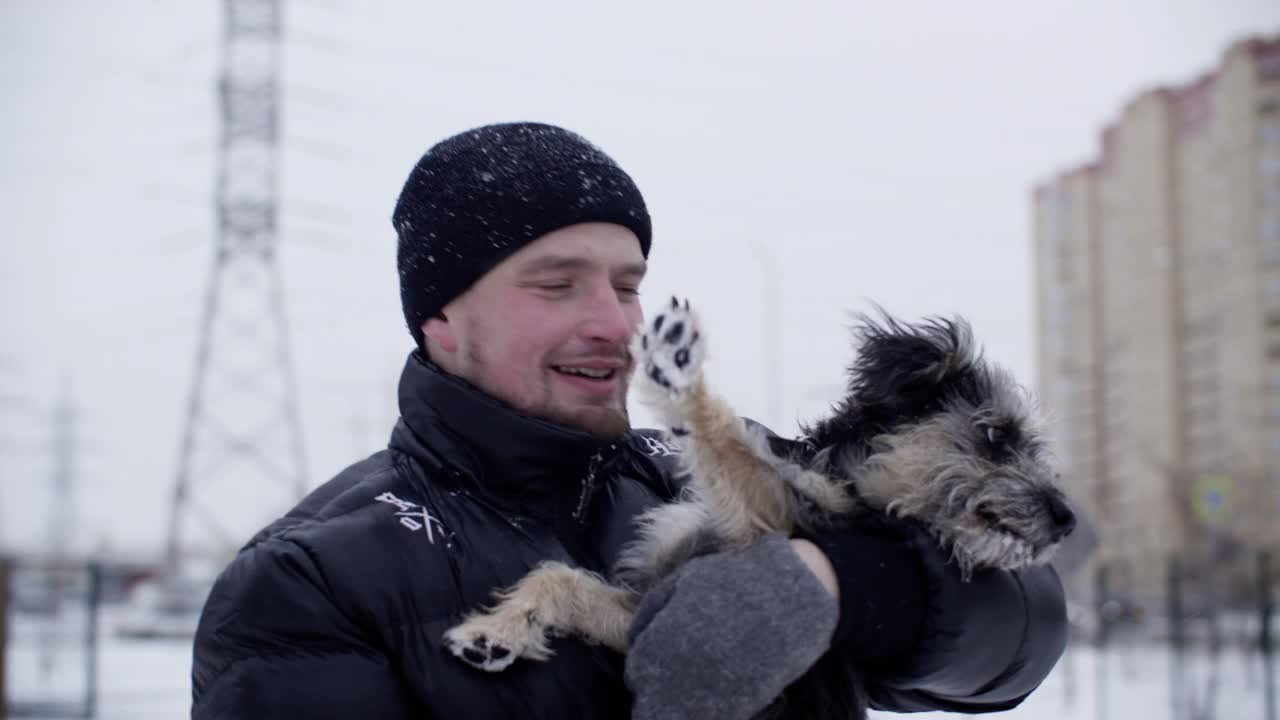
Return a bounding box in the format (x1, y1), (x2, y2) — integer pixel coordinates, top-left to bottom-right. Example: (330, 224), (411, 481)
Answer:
(625, 534), (839, 720)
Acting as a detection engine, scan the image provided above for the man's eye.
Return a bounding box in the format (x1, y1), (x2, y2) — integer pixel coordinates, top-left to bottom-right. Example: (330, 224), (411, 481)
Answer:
(536, 282), (572, 291)
(616, 286), (640, 296)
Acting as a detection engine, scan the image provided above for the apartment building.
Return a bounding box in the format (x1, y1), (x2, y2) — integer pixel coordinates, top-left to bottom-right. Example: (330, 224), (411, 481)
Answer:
(1035, 36), (1280, 600)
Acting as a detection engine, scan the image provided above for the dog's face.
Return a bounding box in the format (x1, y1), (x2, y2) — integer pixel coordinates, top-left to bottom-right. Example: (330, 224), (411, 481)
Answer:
(815, 314), (1075, 578)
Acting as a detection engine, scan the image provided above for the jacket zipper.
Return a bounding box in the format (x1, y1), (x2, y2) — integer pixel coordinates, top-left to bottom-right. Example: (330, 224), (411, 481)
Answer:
(572, 452), (603, 523)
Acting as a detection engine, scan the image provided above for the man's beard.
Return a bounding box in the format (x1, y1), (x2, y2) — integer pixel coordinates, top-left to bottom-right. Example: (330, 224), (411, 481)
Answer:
(464, 345), (633, 441)
(541, 402), (631, 442)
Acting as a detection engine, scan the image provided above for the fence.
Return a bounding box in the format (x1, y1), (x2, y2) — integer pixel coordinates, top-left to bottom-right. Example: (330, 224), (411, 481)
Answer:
(1084, 547), (1277, 720)
(1, 557), (101, 719)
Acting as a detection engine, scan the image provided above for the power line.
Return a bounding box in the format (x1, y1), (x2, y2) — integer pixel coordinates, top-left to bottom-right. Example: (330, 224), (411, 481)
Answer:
(165, 0), (307, 570)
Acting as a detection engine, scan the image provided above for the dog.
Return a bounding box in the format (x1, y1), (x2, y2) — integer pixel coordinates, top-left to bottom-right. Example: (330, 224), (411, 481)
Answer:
(443, 298), (1075, 717)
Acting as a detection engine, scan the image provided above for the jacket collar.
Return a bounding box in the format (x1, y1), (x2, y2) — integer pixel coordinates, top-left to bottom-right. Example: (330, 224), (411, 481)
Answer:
(389, 351), (620, 515)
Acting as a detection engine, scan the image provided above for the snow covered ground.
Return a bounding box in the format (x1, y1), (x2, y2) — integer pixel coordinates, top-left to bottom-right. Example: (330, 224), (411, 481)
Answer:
(6, 610), (1277, 719)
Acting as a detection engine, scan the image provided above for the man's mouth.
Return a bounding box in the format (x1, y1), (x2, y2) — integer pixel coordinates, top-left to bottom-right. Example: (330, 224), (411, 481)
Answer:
(552, 366), (618, 380)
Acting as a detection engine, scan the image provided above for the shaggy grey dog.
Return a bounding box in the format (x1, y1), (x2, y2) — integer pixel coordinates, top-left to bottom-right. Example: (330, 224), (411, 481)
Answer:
(443, 298), (1074, 718)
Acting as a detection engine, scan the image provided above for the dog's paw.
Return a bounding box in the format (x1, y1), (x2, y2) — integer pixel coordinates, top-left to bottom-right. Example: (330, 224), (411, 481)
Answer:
(443, 626), (518, 672)
(443, 609), (551, 672)
(638, 296), (702, 395)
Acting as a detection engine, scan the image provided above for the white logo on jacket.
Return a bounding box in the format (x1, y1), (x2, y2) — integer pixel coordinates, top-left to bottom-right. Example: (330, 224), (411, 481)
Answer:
(641, 436), (680, 457)
(375, 491), (447, 544)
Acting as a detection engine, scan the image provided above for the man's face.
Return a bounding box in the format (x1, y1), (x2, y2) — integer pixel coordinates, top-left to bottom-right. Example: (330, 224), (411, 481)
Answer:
(423, 222), (647, 440)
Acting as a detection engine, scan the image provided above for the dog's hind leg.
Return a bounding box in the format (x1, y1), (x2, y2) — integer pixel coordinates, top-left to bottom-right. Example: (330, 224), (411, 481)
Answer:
(443, 562), (635, 671)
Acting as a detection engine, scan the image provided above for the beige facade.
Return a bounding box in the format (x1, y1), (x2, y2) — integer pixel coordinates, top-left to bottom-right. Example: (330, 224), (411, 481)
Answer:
(1035, 36), (1280, 599)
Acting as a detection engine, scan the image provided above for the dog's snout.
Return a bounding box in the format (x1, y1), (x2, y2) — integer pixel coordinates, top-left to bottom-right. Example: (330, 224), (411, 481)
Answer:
(1044, 493), (1076, 542)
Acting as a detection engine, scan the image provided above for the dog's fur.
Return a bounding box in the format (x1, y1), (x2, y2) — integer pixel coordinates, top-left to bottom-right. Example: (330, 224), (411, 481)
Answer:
(443, 298), (1074, 718)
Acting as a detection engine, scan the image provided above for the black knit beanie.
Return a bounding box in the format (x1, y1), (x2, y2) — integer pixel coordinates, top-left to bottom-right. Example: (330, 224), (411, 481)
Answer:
(393, 122), (653, 349)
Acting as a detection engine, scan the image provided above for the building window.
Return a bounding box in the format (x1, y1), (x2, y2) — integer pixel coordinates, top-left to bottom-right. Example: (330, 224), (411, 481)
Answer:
(1265, 153), (1280, 178)
(1266, 277), (1280, 302)
(1266, 240), (1280, 265)
(1264, 121), (1280, 146)
(1262, 50), (1280, 81)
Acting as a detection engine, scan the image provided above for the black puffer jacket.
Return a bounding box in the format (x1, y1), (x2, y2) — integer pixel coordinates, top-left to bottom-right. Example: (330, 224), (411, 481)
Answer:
(190, 352), (1066, 718)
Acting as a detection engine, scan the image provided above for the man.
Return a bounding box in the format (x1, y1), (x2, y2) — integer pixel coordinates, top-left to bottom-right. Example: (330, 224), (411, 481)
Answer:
(190, 122), (1067, 719)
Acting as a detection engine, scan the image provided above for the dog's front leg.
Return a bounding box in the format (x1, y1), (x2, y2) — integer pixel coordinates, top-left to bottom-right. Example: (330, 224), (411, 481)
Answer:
(636, 297), (840, 541)
(443, 561), (635, 671)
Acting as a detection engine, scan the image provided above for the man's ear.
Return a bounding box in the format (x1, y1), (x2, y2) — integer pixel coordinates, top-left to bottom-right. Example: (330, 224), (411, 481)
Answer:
(421, 312), (458, 354)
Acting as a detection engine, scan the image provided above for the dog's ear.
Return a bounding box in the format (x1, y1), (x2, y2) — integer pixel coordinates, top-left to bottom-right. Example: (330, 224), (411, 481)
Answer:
(801, 311), (982, 450)
(846, 311), (978, 423)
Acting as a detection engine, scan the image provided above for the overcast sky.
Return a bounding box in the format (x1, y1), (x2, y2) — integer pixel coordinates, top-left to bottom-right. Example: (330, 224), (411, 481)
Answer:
(2, 1), (1278, 557)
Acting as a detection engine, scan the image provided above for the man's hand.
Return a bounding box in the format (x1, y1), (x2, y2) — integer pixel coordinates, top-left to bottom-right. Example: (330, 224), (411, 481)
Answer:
(624, 534), (839, 720)
(790, 538), (839, 601)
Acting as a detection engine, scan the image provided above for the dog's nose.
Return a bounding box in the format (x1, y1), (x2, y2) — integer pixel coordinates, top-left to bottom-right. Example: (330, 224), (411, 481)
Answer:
(1045, 493), (1076, 542)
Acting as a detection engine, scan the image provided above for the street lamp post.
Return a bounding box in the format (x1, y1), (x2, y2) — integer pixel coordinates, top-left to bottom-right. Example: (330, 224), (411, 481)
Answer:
(752, 242), (783, 432)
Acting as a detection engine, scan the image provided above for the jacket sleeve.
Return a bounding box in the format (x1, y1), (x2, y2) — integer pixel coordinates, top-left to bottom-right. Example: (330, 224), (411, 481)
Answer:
(191, 536), (421, 720)
(808, 518), (1068, 713)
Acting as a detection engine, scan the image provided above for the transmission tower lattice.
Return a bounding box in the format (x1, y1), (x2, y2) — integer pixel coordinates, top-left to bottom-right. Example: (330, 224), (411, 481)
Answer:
(166, 0), (306, 569)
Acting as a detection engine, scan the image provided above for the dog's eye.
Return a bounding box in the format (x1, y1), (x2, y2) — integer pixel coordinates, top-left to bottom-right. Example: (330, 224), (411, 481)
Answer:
(982, 424), (1018, 462)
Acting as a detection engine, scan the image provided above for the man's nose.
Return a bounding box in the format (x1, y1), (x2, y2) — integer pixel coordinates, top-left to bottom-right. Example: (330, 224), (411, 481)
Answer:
(580, 289), (635, 345)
